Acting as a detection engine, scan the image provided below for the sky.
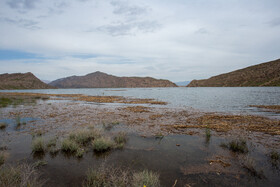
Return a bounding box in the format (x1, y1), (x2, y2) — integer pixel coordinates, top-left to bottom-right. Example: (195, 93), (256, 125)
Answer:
(0, 0), (280, 82)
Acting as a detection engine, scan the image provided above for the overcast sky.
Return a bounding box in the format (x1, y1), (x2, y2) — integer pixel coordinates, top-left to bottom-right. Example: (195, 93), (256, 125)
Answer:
(0, 0), (280, 82)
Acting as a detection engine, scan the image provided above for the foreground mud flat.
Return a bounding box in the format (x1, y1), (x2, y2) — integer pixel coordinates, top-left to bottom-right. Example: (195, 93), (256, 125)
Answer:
(0, 92), (280, 187)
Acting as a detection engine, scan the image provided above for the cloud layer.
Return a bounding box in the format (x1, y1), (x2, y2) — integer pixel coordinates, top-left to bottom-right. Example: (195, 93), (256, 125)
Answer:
(0, 0), (280, 81)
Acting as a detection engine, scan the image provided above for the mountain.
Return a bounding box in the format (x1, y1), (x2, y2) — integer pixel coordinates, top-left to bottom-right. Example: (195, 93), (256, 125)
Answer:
(175, 81), (190, 86)
(187, 59), (280, 87)
(49, 71), (177, 88)
(0, 72), (55, 90)
(41, 80), (51, 84)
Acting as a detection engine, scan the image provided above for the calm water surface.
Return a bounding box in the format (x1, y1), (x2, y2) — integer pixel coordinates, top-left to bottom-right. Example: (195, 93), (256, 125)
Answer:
(3, 87), (280, 116)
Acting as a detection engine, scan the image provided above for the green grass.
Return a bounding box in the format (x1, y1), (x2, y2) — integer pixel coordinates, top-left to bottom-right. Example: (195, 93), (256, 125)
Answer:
(132, 170), (160, 187)
(32, 137), (45, 153)
(61, 138), (79, 153)
(69, 129), (100, 145)
(0, 122), (7, 130)
(221, 139), (248, 153)
(92, 137), (114, 152)
(0, 163), (45, 187)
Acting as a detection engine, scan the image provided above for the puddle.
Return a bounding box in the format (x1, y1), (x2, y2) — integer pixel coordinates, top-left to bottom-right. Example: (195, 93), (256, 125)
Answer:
(0, 117), (40, 132)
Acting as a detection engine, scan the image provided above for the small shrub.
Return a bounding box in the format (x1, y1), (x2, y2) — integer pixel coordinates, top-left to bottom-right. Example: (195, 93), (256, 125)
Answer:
(32, 137), (45, 153)
(49, 147), (60, 156)
(92, 137), (113, 152)
(0, 123), (7, 130)
(61, 138), (79, 153)
(132, 170), (160, 187)
(221, 139), (248, 153)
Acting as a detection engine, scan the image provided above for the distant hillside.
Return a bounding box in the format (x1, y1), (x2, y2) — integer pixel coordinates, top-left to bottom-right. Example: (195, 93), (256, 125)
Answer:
(50, 71), (177, 88)
(0, 72), (55, 90)
(175, 81), (190, 86)
(188, 59), (280, 87)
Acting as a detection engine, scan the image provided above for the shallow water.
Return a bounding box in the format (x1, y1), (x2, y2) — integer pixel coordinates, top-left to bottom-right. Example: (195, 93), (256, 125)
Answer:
(2, 87), (280, 116)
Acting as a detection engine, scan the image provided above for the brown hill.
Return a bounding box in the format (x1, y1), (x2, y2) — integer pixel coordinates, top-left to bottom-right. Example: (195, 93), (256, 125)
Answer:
(187, 59), (280, 87)
(49, 71), (177, 88)
(0, 72), (55, 90)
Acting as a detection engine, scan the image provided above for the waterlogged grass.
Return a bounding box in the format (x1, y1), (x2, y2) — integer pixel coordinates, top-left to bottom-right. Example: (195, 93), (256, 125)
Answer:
(132, 170), (160, 187)
(0, 97), (13, 107)
(92, 137), (114, 152)
(221, 139), (248, 153)
(69, 129), (101, 145)
(47, 137), (57, 148)
(205, 128), (211, 141)
(61, 138), (79, 153)
(76, 148), (85, 158)
(0, 163), (45, 187)
(32, 137), (45, 153)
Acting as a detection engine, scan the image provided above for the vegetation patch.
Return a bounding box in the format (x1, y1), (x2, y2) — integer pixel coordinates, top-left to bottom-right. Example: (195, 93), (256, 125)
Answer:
(69, 129), (100, 145)
(0, 163), (45, 187)
(61, 138), (79, 153)
(32, 137), (45, 153)
(92, 137), (114, 152)
(220, 140), (248, 153)
(123, 106), (150, 113)
(241, 157), (265, 179)
(269, 150), (280, 165)
(83, 164), (160, 187)
(114, 132), (127, 149)
(132, 170), (160, 187)
(0, 152), (6, 166)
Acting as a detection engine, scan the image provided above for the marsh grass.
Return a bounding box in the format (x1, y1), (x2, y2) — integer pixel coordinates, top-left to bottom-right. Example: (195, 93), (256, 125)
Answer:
(76, 148), (85, 158)
(0, 163), (45, 187)
(92, 137), (114, 152)
(83, 164), (130, 187)
(0, 122), (7, 130)
(132, 170), (160, 187)
(34, 160), (48, 168)
(241, 157), (265, 179)
(0, 97), (12, 108)
(69, 129), (101, 145)
(47, 137), (57, 148)
(155, 132), (164, 139)
(61, 138), (79, 153)
(32, 137), (45, 153)
(221, 139), (248, 153)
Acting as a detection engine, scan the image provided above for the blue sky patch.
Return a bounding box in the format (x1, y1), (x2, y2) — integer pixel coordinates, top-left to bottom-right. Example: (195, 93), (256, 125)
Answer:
(0, 49), (45, 60)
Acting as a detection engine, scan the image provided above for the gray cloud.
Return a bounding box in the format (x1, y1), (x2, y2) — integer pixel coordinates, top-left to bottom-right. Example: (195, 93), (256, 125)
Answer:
(195, 28), (209, 34)
(7, 0), (38, 10)
(110, 0), (148, 16)
(1, 17), (40, 30)
(269, 18), (280, 27)
(97, 21), (161, 36)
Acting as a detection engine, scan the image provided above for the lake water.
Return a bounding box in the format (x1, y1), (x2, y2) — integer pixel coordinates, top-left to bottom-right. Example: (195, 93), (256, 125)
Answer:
(2, 87), (280, 116)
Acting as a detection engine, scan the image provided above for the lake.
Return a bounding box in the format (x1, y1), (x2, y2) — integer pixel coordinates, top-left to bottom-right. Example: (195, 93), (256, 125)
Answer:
(3, 87), (280, 116)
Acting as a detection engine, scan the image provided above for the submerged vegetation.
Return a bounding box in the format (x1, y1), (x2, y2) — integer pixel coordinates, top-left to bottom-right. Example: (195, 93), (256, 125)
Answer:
(221, 139), (248, 153)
